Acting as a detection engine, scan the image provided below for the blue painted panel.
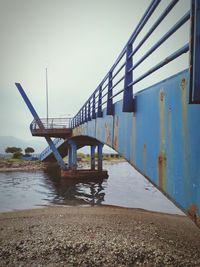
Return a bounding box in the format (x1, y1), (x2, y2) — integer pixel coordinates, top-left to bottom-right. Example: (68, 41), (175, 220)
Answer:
(72, 69), (200, 227)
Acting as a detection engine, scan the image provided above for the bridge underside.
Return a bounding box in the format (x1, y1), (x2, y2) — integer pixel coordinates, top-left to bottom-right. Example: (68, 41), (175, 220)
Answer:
(72, 69), (200, 227)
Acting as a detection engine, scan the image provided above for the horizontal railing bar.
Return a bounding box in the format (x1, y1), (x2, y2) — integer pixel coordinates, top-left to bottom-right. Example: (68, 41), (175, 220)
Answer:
(100, 73), (109, 87)
(110, 1), (157, 73)
(111, 75), (125, 90)
(72, 1), (160, 121)
(101, 90), (108, 100)
(129, 0), (179, 59)
(112, 62), (126, 80)
(99, 100), (107, 108)
(128, 0), (161, 44)
(110, 49), (126, 73)
(128, 43), (189, 87)
(109, 88), (124, 100)
(89, 0), (160, 100)
(102, 82), (109, 92)
(106, 1), (159, 75)
(128, 11), (190, 73)
(78, 74), (124, 116)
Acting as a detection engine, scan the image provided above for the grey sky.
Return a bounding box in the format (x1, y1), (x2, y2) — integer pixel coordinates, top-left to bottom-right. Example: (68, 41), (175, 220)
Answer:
(0, 0), (189, 143)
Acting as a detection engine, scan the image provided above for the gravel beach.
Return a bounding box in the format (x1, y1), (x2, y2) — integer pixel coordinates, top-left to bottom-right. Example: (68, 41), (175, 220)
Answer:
(0, 206), (200, 267)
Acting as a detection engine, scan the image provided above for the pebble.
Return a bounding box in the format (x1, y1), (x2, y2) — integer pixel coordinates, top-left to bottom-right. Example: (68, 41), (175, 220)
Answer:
(0, 206), (200, 266)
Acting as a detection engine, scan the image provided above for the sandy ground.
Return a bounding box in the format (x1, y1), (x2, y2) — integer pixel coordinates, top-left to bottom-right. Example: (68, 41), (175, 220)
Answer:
(0, 206), (200, 267)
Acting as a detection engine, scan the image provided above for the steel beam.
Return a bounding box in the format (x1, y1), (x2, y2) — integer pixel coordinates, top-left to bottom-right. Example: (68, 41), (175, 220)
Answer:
(15, 83), (66, 169)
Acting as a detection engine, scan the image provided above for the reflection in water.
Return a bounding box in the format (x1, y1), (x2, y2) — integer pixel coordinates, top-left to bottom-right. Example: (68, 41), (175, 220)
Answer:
(43, 168), (106, 206)
(0, 162), (184, 214)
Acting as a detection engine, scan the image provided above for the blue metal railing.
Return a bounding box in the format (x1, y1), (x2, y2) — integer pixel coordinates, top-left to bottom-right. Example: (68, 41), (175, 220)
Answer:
(71, 0), (192, 128)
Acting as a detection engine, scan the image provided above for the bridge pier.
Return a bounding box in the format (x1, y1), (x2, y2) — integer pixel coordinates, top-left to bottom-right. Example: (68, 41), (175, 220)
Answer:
(91, 145), (96, 170)
(61, 141), (107, 179)
(68, 140), (77, 170)
(97, 144), (103, 171)
(90, 144), (103, 171)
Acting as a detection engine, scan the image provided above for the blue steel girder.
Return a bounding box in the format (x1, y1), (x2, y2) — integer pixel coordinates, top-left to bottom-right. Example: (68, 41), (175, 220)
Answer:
(190, 0), (200, 103)
(72, 70), (200, 228)
(15, 83), (66, 169)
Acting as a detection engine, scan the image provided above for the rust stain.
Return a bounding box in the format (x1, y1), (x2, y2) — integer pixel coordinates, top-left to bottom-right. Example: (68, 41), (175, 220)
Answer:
(180, 78), (191, 198)
(143, 144), (147, 175)
(113, 116), (119, 150)
(158, 152), (167, 190)
(187, 204), (200, 228)
(72, 126), (81, 136)
(180, 78), (188, 143)
(167, 108), (173, 193)
(131, 113), (136, 164)
(158, 89), (167, 190)
(105, 122), (111, 146)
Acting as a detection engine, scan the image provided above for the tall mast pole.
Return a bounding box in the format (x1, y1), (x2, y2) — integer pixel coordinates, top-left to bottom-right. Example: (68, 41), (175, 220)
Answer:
(45, 67), (49, 125)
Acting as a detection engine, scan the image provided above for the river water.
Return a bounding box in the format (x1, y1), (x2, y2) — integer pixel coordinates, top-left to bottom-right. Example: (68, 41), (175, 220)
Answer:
(0, 161), (183, 215)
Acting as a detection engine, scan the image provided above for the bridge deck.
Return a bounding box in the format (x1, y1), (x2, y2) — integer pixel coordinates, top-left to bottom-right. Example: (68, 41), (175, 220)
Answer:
(30, 117), (72, 138)
(31, 128), (72, 138)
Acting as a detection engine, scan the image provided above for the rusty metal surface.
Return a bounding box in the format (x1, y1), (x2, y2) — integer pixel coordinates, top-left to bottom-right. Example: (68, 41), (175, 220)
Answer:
(32, 128), (72, 138)
(72, 69), (200, 228)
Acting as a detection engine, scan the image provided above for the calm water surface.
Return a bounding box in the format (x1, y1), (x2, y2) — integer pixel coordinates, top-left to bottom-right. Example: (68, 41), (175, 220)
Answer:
(0, 161), (183, 214)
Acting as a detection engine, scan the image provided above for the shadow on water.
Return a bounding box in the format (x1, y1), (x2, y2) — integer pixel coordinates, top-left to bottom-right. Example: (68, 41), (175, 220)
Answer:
(43, 167), (107, 206)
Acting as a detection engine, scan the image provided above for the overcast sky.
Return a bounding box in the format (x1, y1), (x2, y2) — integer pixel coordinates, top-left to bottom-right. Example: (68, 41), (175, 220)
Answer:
(0, 0), (189, 144)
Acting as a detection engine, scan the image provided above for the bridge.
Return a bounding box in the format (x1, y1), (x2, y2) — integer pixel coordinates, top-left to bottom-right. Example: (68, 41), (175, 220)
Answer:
(15, 0), (200, 228)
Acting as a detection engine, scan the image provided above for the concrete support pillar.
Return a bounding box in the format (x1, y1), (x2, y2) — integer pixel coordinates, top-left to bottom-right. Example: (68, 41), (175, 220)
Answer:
(97, 144), (103, 171)
(91, 145), (96, 170)
(68, 141), (77, 170)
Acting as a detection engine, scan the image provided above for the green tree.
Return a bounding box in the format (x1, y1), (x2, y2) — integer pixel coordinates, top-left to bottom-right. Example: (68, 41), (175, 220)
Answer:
(5, 147), (22, 158)
(13, 151), (23, 159)
(24, 147), (35, 154)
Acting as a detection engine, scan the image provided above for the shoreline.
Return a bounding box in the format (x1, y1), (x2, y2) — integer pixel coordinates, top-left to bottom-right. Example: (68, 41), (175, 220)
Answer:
(0, 166), (46, 172)
(0, 159), (46, 172)
(0, 158), (124, 172)
(0, 203), (185, 217)
(0, 206), (199, 266)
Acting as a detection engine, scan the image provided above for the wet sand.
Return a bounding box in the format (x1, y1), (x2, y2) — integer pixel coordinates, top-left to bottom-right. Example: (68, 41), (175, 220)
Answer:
(0, 206), (200, 266)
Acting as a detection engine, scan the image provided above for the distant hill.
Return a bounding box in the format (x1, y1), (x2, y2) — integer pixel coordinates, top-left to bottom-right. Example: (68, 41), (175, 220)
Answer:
(0, 136), (46, 154)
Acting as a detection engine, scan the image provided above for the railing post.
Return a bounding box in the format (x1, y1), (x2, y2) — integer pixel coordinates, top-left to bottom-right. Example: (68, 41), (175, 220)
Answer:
(77, 113), (79, 126)
(190, 0), (200, 103)
(88, 100), (91, 121)
(79, 112), (81, 125)
(81, 109), (84, 124)
(107, 71), (114, 115)
(92, 94), (96, 119)
(84, 105), (87, 122)
(77, 115), (79, 126)
(97, 85), (103, 117)
(83, 106), (85, 123)
(123, 44), (134, 112)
